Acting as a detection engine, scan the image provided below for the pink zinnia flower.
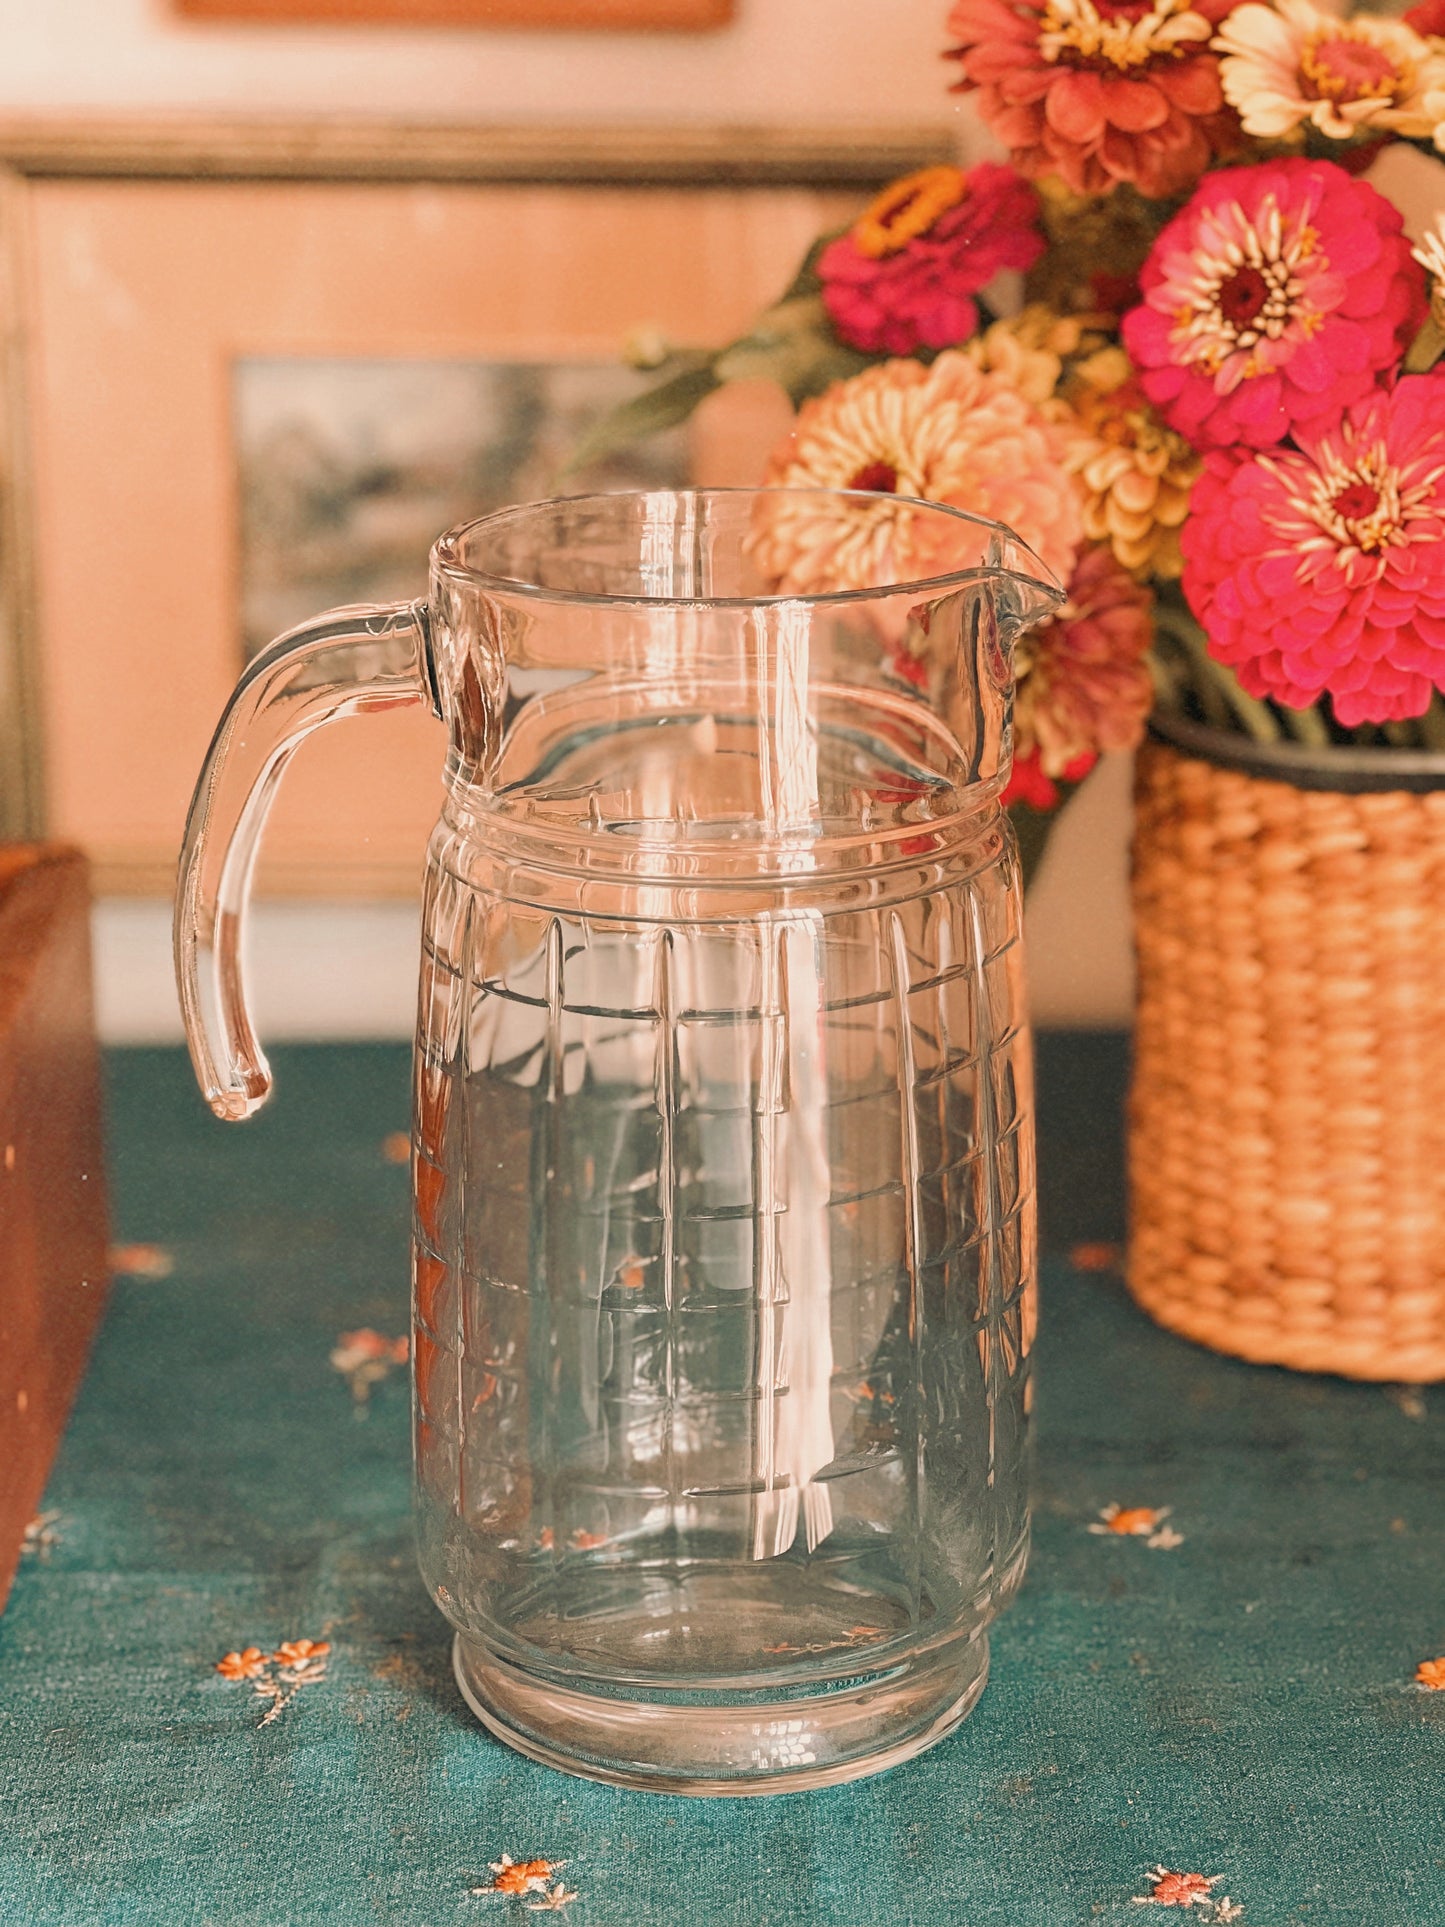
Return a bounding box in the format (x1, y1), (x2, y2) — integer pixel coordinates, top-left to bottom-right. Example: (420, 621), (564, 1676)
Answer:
(946, 0), (1238, 200)
(1181, 376), (1445, 724)
(818, 162), (1044, 356)
(1123, 159), (1426, 451)
(1013, 544), (1155, 785)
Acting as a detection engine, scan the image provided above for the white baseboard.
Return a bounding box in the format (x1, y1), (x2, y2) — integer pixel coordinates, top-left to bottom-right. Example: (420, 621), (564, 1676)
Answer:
(94, 899), (421, 1045)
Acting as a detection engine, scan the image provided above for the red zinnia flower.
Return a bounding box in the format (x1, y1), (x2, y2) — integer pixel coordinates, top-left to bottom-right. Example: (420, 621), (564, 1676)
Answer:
(1181, 376), (1445, 724)
(946, 0), (1238, 200)
(1002, 747), (1097, 810)
(1013, 545), (1155, 783)
(1405, 0), (1445, 37)
(1123, 158), (1425, 451)
(818, 162), (1044, 356)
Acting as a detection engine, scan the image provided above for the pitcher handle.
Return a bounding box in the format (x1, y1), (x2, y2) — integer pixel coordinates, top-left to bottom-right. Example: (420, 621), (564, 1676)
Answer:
(174, 600), (439, 1122)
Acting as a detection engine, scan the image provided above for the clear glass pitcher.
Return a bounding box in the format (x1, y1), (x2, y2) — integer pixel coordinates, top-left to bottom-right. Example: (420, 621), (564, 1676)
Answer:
(175, 487), (1061, 1794)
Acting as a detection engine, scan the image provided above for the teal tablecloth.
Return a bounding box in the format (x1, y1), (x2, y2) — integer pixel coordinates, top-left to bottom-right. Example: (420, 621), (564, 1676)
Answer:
(2, 1038), (1442, 1926)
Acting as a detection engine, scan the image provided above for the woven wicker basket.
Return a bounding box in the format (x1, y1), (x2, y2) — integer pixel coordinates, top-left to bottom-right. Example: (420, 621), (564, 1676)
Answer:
(1129, 714), (1445, 1383)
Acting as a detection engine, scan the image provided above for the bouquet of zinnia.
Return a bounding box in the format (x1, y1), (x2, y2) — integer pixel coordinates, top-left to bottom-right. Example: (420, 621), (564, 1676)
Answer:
(577, 0), (1445, 869)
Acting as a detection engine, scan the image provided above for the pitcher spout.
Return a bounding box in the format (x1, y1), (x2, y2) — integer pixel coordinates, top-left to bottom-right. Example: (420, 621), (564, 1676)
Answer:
(988, 528), (1067, 644)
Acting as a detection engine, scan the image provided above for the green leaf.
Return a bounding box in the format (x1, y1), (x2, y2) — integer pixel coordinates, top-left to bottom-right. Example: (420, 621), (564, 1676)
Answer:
(775, 227), (848, 306)
(562, 355), (722, 475)
(716, 294), (873, 404)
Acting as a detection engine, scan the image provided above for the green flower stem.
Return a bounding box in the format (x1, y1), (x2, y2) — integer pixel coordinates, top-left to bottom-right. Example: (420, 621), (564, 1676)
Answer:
(1274, 700), (1331, 748)
(1405, 315), (1445, 376)
(1418, 695), (1445, 753)
(1162, 609), (1281, 743)
(1008, 799), (1055, 894)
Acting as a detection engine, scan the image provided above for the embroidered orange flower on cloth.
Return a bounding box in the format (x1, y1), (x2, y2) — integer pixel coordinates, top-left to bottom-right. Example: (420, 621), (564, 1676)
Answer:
(475, 1857), (562, 1897)
(1105, 1506), (1166, 1535)
(1070, 1241), (1123, 1272)
(527, 1885), (580, 1913)
(332, 1329), (408, 1370)
(1415, 1655), (1445, 1690)
(215, 1637), (333, 1724)
(273, 1639), (331, 1670)
(331, 1328), (410, 1408)
(20, 1511), (62, 1559)
(1090, 1504), (1186, 1549)
(215, 1646), (269, 1681)
(1133, 1866), (1240, 1916)
(1149, 1871), (1216, 1905)
(109, 1243), (175, 1280)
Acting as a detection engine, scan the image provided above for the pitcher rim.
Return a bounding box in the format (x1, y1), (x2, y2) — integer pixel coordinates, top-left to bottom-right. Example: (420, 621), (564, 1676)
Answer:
(431, 486), (1065, 612)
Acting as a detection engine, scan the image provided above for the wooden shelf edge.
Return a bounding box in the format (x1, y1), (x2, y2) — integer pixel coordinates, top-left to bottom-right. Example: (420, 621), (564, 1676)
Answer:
(0, 115), (958, 187)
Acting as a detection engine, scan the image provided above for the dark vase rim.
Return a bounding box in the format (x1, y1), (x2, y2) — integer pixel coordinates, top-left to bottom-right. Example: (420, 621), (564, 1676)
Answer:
(1148, 708), (1445, 795)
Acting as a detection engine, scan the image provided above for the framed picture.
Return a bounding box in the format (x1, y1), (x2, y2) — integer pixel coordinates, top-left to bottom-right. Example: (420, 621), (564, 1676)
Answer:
(173, 0), (734, 24)
(0, 118), (951, 894)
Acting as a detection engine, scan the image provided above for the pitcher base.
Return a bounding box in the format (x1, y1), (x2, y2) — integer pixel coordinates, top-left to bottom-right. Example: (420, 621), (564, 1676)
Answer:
(451, 1632), (988, 1796)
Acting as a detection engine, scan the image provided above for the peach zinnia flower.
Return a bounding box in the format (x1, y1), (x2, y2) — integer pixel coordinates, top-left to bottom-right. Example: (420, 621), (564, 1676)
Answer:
(1215, 0), (1445, 141)
(947, 0), (1238, 200)
(758, 352), (1082, 592)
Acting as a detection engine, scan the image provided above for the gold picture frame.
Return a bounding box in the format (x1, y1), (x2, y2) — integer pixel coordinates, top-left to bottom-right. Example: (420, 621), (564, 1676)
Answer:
(0, 117), (951, 891)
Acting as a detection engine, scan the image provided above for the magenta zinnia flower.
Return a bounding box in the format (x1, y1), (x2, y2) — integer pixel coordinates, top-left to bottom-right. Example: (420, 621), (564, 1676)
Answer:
(1181, 376), (1445, 724)
(818, 163), (1044, 356)
(1123, 159), (1425, 452)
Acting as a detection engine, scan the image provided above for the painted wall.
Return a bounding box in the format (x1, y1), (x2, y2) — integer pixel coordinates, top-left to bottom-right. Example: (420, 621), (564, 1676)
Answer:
(0, 0), (967, 124)
(4, 0), (1135, 1029)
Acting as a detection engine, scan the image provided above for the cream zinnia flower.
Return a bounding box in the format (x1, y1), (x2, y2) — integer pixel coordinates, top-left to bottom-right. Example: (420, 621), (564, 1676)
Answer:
(1216, 0), (1445, 141)
(965, 304), (1097, 408)
(1060, 348), (1200, 580)
(1412, 213), (1445, 322)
